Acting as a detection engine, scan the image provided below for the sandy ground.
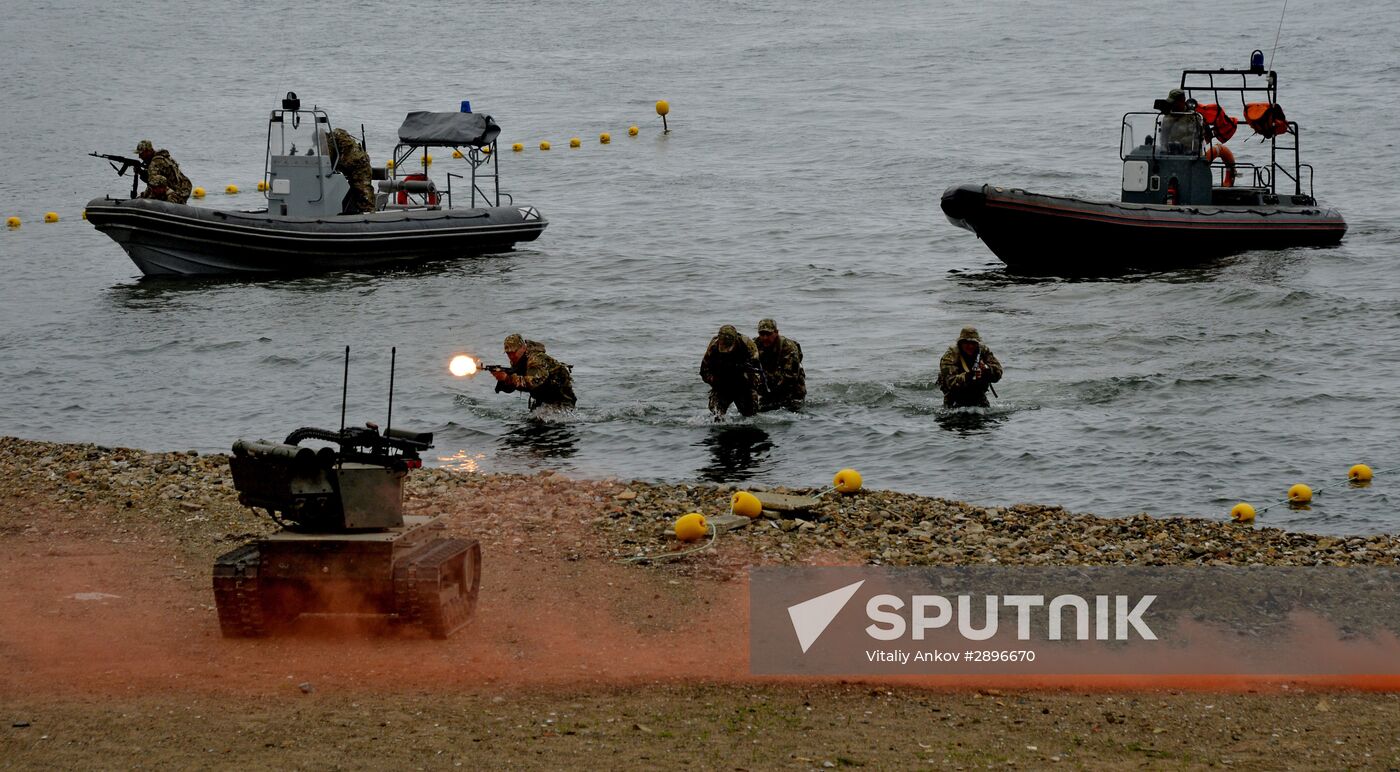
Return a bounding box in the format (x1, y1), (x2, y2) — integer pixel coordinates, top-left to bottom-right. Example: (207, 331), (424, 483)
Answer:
(2, 437), (1399, 769)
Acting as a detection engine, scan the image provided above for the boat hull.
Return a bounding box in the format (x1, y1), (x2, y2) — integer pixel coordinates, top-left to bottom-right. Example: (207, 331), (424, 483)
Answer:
(85, 197), (548, 277)
(941, 184), (1346, 272)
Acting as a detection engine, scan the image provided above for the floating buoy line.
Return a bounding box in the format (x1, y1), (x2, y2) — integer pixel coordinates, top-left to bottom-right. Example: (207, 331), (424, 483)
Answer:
(1230, 463), (1388, 523)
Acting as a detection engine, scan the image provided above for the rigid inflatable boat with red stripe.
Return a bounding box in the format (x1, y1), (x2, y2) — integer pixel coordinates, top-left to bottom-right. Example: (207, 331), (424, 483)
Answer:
(941, 53), (1345, 272)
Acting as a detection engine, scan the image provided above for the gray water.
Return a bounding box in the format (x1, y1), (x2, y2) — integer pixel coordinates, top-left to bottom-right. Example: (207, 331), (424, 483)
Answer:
(2, 0), (1398, 534)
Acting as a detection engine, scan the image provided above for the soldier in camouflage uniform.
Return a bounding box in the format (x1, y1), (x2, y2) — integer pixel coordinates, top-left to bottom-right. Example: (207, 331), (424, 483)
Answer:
(1160, 88), (1200, 156)
(490, 334), (577, 410)
(937, 326), (1004, 408)
(329, 128), (375, 214)
(135, 139), (192, 205)
(755, 318), (805, 411)
(700, 324), (762, 419)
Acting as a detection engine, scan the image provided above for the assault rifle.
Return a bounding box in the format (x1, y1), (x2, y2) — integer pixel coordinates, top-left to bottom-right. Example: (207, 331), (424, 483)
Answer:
(479, 362), (509, 374)
(89, 152), (147, 198)
(972, 350), (998, 399)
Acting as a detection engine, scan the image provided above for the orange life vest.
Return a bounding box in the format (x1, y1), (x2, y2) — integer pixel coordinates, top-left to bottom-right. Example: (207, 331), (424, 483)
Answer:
(1194, 103), (1238, 143)
(1244, 102), (1290, 139)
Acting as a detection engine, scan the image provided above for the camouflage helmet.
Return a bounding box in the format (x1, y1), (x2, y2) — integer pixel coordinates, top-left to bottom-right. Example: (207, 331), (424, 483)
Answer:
(1167, 88), (1186, 104)
(715, 324), (741, 352)
(757, 318), (778, 334)
(135, 139), (154, 154)
(503, 333), (526, 353)
(957, 326), (983, 345)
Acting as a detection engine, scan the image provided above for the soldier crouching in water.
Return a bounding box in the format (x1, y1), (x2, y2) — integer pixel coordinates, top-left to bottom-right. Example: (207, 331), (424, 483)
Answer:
(490, 334), (577, 411)
(755, 318), (805, 411)
(700, 325), (762, 420)
(135, 140), (192, 204)
(328, 128), (375, 214)
(937, 326), (1003, 408)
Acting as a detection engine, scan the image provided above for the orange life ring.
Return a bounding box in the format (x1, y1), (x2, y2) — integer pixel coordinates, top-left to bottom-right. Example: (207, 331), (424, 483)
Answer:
(1205, 144), (1236, 188)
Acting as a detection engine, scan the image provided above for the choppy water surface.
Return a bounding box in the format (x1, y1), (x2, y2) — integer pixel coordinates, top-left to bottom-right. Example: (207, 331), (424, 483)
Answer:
(2, 0), (1398, 534)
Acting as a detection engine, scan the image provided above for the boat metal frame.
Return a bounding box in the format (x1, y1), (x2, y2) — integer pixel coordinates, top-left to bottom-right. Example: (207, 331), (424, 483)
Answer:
(1119, 62), (1311, 198)
(388, 140), (507, 211)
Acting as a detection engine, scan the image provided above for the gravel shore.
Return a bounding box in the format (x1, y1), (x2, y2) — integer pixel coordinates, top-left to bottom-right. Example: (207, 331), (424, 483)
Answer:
(2, 435), (1396, 573)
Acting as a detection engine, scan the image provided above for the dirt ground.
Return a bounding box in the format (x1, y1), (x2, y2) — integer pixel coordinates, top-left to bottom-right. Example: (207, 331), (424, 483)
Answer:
(3, 439), (1400, 769)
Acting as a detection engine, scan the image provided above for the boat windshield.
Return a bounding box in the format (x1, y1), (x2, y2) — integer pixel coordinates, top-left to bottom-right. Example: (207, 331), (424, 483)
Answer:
(1120, 112), (1202, 159)
(268, 110), (330, 159)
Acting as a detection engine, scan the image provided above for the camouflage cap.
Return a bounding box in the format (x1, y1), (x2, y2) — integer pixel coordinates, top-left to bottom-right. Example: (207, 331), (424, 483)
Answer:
(757, 318), (778, 334)
(135, 139), (154, 154)
(1167, 88), (1186, 103)
(716, 324), (740, 351)
(503, 333), (526, 353)
(958, 326), (982, 344)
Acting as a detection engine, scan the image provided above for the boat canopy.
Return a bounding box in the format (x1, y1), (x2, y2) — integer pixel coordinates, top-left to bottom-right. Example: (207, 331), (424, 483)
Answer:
(396, 112), (501, 148)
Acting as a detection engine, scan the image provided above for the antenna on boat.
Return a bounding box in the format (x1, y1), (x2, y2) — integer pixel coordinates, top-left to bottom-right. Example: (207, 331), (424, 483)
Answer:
(339, 345), (349, 469)
(385, 347), (396, 440)
(1268, 0), (1289, 72)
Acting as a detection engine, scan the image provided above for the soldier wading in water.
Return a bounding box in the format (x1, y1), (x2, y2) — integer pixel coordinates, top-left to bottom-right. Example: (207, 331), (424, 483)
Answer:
(490, 334), (577, 411)
(755, 318), (805, 412)
(937, 326), (1003, 408)
(700, 324), (762, 420)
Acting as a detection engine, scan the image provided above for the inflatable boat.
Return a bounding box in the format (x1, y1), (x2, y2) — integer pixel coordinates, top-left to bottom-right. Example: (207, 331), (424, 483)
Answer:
(941, 52), (1346, 272)
(87, 94), (547, 277)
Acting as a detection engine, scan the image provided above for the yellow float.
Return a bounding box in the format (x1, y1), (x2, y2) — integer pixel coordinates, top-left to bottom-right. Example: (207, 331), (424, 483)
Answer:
(833, 468), (863, 494)
(674, 513), (708, 542)
(1287, 483), (1312, 504)
(731, 491), (762, 518)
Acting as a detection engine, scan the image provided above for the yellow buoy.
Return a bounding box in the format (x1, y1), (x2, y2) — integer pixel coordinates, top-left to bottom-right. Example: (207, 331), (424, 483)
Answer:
(731, 491), (762, 518)
(655, 100), (670, 117)
(421, 154), (433, 167)
(1349, 464), (1374, 483)
(225, 184), (239, 194)
(192, 187), (206, 199)
(674, 512), (708, 543)
(833, 468), (863, 495)
(628, 125), (639, 137)
(599, 132), (611, 144)
(5, 216), (19, 228)
(539, 141), (551, 151)
(482, 146), (491, 154)
(1287, 483), (1313, 504)
(1229, 502), (1256, 522)
(385, 159), (395, 169)
(44, 212), (59, 223)
(452, 149), (464, 159)
(569, 137), (581, 148)
(81, 210), (87, 220)
(512, 143), (524, 152)
(256, 180), (267, 192)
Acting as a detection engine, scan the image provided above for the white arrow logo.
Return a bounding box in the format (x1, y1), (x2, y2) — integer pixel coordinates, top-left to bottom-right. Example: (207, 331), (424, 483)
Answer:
(787, 580), (865, 653)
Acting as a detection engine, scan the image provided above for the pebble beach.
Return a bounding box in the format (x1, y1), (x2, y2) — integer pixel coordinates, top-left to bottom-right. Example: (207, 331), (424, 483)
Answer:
(4, 435), (1396, 573)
